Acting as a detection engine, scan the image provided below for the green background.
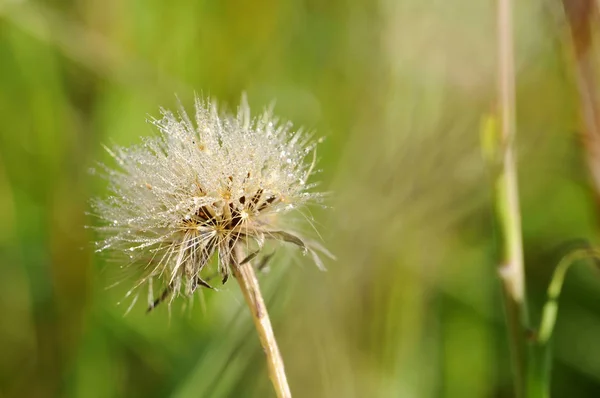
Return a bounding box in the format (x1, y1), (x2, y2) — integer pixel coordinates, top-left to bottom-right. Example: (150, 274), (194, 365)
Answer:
(1, 0), (600, 397)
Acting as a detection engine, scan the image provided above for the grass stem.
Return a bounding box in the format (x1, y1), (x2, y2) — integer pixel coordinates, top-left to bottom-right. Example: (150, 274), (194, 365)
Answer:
(496, 0), (530, 396)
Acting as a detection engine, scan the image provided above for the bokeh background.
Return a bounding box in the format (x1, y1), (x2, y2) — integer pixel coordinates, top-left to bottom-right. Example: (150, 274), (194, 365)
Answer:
(2, 0), (600, 397)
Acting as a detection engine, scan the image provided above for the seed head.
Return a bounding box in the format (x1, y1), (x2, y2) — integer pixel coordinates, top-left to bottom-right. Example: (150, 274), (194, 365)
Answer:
(91, 95), (330, 310)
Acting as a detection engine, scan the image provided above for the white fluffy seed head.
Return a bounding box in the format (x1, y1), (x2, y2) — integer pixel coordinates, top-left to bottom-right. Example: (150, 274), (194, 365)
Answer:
(91, 94), (330, 311)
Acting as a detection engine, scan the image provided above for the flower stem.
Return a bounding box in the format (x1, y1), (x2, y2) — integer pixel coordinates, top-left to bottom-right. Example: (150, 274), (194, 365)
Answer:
(233, 246), (291, 398)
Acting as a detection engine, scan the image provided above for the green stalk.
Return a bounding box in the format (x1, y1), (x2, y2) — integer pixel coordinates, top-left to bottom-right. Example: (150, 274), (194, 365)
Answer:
(487, 2), (599, 396)
(486, 0), (530, 395)
(528, 248), (599, 398)
(490, 132), (530, 398)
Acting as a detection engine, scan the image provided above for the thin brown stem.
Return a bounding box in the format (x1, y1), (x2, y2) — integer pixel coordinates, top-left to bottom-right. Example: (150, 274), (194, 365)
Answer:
(233, 246), (291, 398)
(561, 0), (600, 201)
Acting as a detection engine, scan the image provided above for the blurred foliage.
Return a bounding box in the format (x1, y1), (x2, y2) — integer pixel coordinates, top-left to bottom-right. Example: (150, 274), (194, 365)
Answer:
(1, 0), (600, 397)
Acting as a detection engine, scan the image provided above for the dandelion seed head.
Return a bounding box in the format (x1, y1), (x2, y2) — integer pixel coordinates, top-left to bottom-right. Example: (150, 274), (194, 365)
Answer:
(92, 94), (330, 310)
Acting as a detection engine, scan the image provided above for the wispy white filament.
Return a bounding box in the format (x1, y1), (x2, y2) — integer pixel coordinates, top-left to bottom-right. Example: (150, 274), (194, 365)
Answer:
(91, 94), (329, 309)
